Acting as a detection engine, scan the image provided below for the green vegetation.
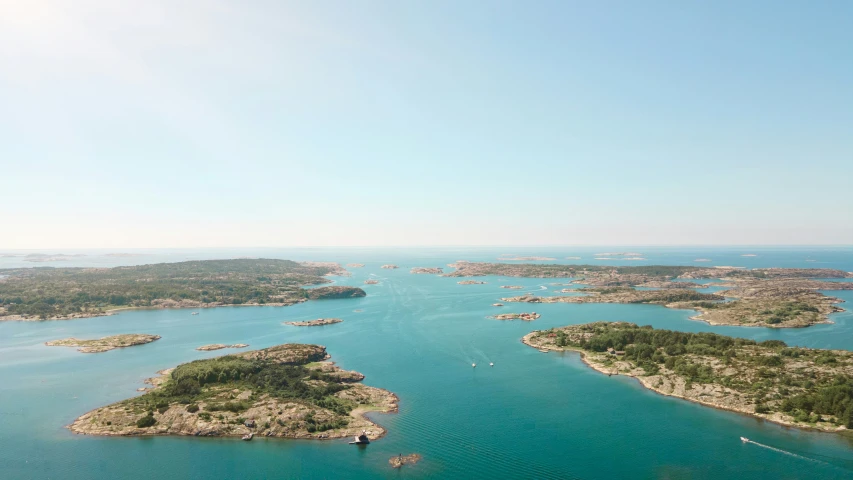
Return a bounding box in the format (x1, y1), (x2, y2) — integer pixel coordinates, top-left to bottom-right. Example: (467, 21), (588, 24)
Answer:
(124, 350), (356, 428)
(531, 322), (853, 430)
(0, 259), (362, 319)
(762, 302), (820, 325)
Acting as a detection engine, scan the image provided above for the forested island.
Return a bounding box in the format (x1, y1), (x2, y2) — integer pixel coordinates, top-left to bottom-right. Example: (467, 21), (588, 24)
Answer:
(448, 262), (852, 328)
(524, 322), (853, 434)
(69, 344), (398, 440)
(0, 259), (365, 320)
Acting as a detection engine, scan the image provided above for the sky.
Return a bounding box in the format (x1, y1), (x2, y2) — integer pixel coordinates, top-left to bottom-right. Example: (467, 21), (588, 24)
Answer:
(1, 0), (851, 248)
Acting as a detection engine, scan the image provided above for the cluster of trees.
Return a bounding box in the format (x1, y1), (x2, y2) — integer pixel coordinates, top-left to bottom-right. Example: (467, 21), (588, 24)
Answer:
(762, 302), (820, 325)
(779, 376), (853, 428)
(130, 352), (355, 425)
(0, 259), (340, 318)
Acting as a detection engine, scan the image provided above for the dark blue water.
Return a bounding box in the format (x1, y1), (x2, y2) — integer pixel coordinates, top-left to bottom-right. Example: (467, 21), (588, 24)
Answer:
(1, 247), (853, 479)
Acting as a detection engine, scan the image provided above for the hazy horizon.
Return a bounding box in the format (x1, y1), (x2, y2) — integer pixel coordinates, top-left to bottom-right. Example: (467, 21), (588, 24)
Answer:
(2, 1), (851, 249)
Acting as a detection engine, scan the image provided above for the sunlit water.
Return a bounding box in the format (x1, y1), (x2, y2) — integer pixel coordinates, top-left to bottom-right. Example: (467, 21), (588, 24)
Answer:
(1, 247), (853, 479)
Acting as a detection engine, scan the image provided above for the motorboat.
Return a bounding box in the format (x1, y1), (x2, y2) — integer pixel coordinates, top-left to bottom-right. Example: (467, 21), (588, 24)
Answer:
(242, 433), (253, 441)
(740, 437), (749, 443)
(472, 363), (476, 368)
(489, 362), (494, 367)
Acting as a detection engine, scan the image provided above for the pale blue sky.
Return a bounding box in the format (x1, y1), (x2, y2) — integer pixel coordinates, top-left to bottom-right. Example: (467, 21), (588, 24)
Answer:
(1, 1), (851, 248)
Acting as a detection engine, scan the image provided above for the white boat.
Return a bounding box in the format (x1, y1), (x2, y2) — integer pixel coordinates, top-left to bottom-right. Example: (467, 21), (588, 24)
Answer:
(740, 437), (749, 443)
(191, 312), (199, 315)
(472, 363), (476, 368)
(489, 362), (494, 367)
(242, 433), (253, 441)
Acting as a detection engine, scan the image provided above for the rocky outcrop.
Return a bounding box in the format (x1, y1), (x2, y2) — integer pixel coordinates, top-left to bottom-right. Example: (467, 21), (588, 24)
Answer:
(457, 280), (486, 285)
(45, 334), (160, 353)
(380, 265), (399, 269)
(196, 344), (249, 351)
(410, 267), (443, 274)
(390, 454), (422, 469)
(284, 318), (343, 327)
(491, 312), (540, 321)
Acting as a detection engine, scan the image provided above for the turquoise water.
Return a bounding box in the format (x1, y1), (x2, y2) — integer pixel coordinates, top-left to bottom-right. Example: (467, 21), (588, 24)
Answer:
(2, 248), (853, 479)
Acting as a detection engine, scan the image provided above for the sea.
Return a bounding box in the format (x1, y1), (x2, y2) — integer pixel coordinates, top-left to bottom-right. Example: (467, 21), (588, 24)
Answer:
(1, 246), (852, 479)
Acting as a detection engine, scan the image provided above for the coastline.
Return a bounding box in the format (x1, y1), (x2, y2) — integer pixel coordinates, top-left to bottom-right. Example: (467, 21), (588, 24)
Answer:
(521, 332), (849, 435)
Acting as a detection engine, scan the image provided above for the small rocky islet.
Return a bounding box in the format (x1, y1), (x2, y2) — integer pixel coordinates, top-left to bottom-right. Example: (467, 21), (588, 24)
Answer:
(68, 344), (398, 440)
(491, 312), (540, 321)
(389, 453), (422, 469)
(45, 334), (160, 353)
(410, 267), (443, 274)
(284, 318), (343, 327)
(196, 344), (249, 351)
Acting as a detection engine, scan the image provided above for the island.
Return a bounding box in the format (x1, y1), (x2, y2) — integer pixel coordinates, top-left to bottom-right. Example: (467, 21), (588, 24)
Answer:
(0, 259), (363, 321)
(497, 255), (557, 261)
(346, 263), (365, 268)
(523, 322), (853, 434)
(380, 265), (399, 269)
(46, 334), (160, 353)
(23, 253), (87, 263)
(448, 262), (853, 328)
(390, 454), (422, 469)
(492, 303), (504, 307)
(500, 285), (524, 290)
(364, 279), (379, 285)
(196, 344), (249, 351)
(457, 280), (486, 285)
(68, 344), (398, 440)
(492, 312), (540, 321)
(410, 267), (443, 274)
(284, 318), (343, 327)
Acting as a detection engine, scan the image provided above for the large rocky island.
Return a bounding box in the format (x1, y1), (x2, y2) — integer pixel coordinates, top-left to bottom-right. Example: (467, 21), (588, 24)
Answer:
(0, 259), (365, 321)
(524, 322), (853, 434)
(69, 344), (398, 440)
(448, 262), (852, 328)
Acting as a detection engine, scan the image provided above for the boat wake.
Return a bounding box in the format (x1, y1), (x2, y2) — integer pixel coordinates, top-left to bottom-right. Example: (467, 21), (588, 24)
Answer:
(742, 438), (823, 464)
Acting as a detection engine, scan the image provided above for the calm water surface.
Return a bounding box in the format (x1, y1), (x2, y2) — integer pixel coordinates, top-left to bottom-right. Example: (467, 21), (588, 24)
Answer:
(1, 247), (853, 479)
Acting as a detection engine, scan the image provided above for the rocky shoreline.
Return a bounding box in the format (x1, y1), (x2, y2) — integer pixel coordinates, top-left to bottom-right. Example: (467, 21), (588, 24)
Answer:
(523, 322), (853, 435)
(68, 344), (398, 441)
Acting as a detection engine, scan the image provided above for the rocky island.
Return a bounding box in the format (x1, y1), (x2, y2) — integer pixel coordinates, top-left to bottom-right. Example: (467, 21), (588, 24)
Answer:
(457, 280), (486, 285)
(346, 263), (365, 268)
(364, 279), (379, 285)
(492, 312), (540, 321)
(389, 454), (422, 469)
(410, 267), (443, 274)
(196, 344), (249, 351)
(0, 259), (361, 321)
(450, 262), (852, 328)
(380, 265), (398, 269)
(68, 344), (398, 440)
(523, 322), (853, 434)
(46, 334), (160, 353)
(284, 318), (343, 327)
